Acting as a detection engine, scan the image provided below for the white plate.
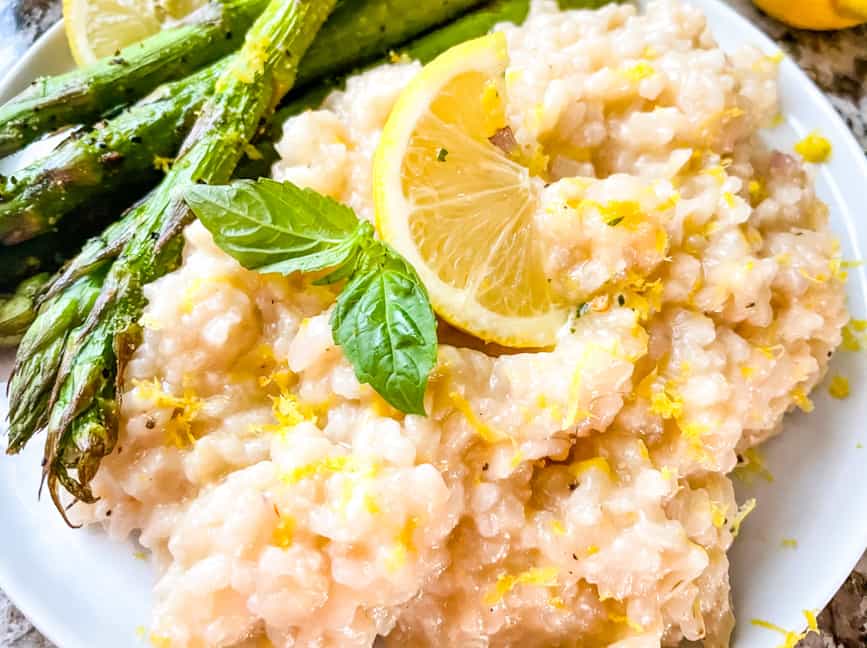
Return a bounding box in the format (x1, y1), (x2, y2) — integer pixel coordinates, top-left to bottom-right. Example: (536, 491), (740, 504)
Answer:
(2, 4), (867, 647)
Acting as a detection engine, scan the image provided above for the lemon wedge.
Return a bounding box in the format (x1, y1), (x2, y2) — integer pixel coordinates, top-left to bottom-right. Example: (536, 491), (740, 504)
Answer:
(64, 0), (207, 66)
(753, 0), (867, 30)
(374, 33), (565, 348)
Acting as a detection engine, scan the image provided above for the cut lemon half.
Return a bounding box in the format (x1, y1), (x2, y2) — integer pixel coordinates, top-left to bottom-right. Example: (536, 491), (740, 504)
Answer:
(64, 0), (207, 66)
(374, 32), (565, 348)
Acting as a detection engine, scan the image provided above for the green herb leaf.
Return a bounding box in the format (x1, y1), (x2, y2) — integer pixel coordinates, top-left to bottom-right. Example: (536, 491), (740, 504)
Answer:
(331, 244), (437, 415)
(185, 178), (362, 275)
(187, 178), (438, 415)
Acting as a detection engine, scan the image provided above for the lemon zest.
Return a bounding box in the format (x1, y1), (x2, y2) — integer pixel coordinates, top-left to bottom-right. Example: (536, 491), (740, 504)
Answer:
(750, 611), (818, 648)
(132, 378), (202, 449)
(621, 61), (655, 82)
(790, 387), (815, 413)
(829, 375), (850, 399)
(780, 538), (798, 549)
(842, 319), (867, 351)
(650, 383), (683, 419)
(483, 567), (559, 605)
(710, 501), (727, 529)
(730, 498), (756, 537)
(795, 131), (832, 163)
(450, 391), (508, 443)
(149, 634), (172, 648)
(550, 519), (566, 536)
(608, 613), (645, 633)
(272, 515), (295, 548)
(282, 455), (379, 485)
(734, 447), (775, 483)
(569, 456), (613, 480)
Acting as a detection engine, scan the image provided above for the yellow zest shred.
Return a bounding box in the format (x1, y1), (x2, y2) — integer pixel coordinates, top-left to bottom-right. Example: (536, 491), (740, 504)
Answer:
(450, 391), (508, 443)
(747, 179), (766, 205)
(133, 551), (148, 560)
(608, 613), (645, 633)
(595, 200), (646, 229)
(258, 367), (294, 393)
(723, 191), (736, 208)
(483, 567), (559, 605)
(734, 447), (775, 483)
(750, 610), (819, 648)
(842, 319), (867, 351)
(679, 420), (708, 455)
(149, 634), (172, 648)
(780, 538), (798, 549)
(243, 143), (263, 160)
(790, 387), (815, 413)
(828, 375), (850, 399)
(569, 456), (613, 481)
(272, 515), (295, 548)
(740, 364), (755, 378)
(153, 155), (173, 173)
(132, 378), (202, 449)
(548, 596), (566, 609)
(550, 519), (566, 536)
(650, 384), (683, 419)
(794, 131), (832, 163)
(729, 498), (756, 537)
(709, 501), (727, 529)
(282, 455), (379, 485)
(621, 61), (656, 81)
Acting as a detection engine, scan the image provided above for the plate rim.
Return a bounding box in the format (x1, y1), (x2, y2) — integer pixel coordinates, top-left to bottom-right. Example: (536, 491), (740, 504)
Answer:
(1, 2), (866, 646)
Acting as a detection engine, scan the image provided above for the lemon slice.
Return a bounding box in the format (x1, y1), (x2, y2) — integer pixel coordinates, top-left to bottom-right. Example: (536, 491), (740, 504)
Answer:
(752, 0), (867, 29)
(64, 0), (207, 66)
(374, 33), (565, 348)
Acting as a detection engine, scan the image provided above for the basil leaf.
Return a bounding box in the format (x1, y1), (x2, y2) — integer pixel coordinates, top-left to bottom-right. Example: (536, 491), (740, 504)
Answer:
(185, 178), (362, 275)
(331, 244), (437, 415)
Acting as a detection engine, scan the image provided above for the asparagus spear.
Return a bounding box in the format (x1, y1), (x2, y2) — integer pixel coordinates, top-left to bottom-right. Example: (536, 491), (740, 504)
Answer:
(9, 0), (338, 516)
(0, 274), (51, 346)
(0, 0), (269, 157)
(0, 0), (486, 246)
(0, 59), (228, 245)
(236, 0), (537, 178)
(0, 180), (150, 291)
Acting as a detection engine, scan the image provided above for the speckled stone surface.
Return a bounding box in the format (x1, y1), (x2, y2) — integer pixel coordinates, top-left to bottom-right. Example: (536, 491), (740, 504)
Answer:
(0, 0), (865, 646)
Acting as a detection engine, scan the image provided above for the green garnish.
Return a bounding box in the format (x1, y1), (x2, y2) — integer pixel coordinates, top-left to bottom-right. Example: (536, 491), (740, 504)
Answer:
(185, 178), (437, 415)
(436, 147), (449, 162)
(606, 216), (624, 227)
(576, 301), (590, 318)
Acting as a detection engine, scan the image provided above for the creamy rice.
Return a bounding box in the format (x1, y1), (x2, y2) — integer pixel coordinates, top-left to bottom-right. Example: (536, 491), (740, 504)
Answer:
(74, 1), (848, 646)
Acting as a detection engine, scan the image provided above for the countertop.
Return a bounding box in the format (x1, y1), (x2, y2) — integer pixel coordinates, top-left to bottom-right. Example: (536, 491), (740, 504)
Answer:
(0, 0), (866, 646)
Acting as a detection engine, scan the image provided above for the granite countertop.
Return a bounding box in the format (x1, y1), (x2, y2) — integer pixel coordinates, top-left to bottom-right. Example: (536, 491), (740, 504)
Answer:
(1, 0), (866, 646)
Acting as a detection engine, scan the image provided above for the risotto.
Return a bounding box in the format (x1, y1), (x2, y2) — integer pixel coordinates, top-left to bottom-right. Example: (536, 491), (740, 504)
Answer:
(73, 1), (848, 646)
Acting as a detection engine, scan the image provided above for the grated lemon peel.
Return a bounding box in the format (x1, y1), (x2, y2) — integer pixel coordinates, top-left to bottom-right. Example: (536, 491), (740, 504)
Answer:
(450, 391), (509, 444)
(794, 131), (832, 163)
(133, 377), (202, 449)
(734, 447), (774, 484)
(828, 375), (850, 399)
(751, 610), (819, 648)
(483, 567), (559, 605)
(729, 498), (756, 537)
(842, 319), (867, 351)
(272, 515), (295, 549)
